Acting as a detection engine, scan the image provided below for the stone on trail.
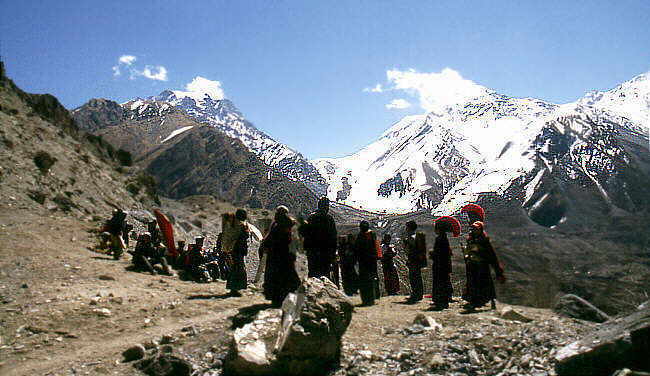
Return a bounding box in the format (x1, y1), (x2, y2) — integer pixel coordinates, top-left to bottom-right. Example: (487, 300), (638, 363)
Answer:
(122, 344), (146, 362)
(612, 369), (650, 376)
(500, 306), (533, 323)
(554, 294), (610, 323)
(413, 313), (443, 331)
(92, 308), (111, 317)
(555, 305), (650, 376)
(224, 277), (354, 376)
(135, 353), (192, 376)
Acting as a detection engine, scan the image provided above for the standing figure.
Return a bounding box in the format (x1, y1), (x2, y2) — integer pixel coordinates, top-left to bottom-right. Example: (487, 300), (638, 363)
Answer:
(263, 206), (300, 307)
(402, 221), (425, 304)
(380, 234), (400, 296)
(431, 216), (460, 310)
(353, 221), (379, 306)
(462, 221), (505, 311)
(338, 235), (358, 296)
(226, 209), (250, 296)
(302, 197), (338, 280)
(105, 209), (127, 259)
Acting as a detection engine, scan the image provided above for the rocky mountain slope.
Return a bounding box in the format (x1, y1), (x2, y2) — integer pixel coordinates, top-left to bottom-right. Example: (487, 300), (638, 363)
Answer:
(0, 62), (157, 218)
(73, 98), (320, 216)
(150, 89), (327, 195)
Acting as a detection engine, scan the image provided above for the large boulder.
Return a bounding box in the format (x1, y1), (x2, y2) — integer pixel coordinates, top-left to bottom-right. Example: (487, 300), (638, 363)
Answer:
(224, 277), (354, 376)
(555, 306), (650, 376)
(554, 294), (611, 323)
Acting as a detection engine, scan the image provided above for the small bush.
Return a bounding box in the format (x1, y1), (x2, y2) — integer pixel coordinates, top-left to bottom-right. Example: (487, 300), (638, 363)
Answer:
(53, 194), (76, 212)
(33, 151), (57, 174)
(116, 149), (133, 166)
(126, 183), (141, 195)
(28, 190), (47, 205)
(2, 136), (13, 149)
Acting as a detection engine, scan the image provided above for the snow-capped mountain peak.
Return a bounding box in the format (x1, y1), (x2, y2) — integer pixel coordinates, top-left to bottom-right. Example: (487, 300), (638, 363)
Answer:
(148, 88), (327, 195)
(316, 72), (649, 215)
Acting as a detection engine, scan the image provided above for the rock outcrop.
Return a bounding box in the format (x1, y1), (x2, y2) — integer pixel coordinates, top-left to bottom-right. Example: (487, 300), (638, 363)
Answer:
(554, 294), (611, 323)
(224, 277), (354, 375)
(555, 306), (650, 376)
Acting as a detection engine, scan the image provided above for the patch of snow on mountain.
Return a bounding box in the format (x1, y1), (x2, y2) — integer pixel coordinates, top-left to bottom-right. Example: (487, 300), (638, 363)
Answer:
(162, 126), (194, 143)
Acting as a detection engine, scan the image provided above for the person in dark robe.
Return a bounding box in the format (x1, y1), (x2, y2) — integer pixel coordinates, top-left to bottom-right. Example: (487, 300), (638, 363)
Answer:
(380, 234), (400, 296)
(263, 206), (301, 307)
(430, 223), (454, 310)
(353, 221), (379, 306)
(302, 197), (338, 280)
(226, 209), (250, 296)
(338, 235), (358, 296)
(402, 221), (424, 304)
(105, 209), (127, 259)
(462, 221), (505, 311)
(188, 237), (211, 282)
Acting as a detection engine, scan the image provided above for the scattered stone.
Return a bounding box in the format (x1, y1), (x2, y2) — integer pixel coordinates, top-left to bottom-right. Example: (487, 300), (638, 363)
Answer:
(612, 369), (650, 376)
(93, 308), (111, 317)
(555, 305), (650, 375)
(89, 296), (101, 305)
(638, 301), (649, 311)
(123, 344), (146, 362)
(413, 314), (443, 331)
(554, 294), (610, 323)
(143, 340), (159, 350)
(428, 354), (445, 370)
(98, 275), (115, 281)
(134, 353), (192, 376)
(468, 349), (481, 365)
(159, 334), (176, 345)
(109, 296), (124, 305)
(500, 306), (533, 323)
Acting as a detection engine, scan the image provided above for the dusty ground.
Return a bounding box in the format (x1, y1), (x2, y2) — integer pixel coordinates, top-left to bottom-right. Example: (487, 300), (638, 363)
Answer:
(0, 208), (591, 376)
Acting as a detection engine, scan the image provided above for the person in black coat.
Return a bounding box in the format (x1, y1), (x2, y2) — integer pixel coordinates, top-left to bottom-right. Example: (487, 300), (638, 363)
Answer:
(302, 197), (338, 280)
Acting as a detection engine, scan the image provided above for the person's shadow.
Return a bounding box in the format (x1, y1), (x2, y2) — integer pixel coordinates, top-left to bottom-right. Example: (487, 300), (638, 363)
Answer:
(229, 303), (275, 329)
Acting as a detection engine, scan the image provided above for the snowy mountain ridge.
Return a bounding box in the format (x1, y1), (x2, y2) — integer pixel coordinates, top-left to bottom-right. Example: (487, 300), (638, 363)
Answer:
(144, 90), (327, 195)
(313, 72), (650, 216)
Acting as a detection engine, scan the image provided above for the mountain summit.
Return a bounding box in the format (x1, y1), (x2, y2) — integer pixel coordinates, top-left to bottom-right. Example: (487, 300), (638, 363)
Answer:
(314, 73), (649, 223)
(150, 89), (327, 195)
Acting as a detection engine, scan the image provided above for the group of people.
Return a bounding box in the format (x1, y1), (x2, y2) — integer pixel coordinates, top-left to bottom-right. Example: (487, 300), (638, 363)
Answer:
(100, 199), (505, 312)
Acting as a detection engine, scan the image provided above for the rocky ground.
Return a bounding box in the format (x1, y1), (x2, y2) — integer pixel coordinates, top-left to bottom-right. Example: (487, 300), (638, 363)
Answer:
(0, 207), (599, 376)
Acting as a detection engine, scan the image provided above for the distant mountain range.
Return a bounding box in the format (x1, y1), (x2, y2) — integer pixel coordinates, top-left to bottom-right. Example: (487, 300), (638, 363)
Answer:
(313, 73), (649, 225)
(72, 96), (319, 215)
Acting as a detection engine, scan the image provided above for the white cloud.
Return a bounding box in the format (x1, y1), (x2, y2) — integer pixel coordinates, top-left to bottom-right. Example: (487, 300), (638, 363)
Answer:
(363, 83), (384, 93)
(386, 68), (490, 112)
(184, 76), (225, 99)
(142, 65), (168, 81)
(112, 55), (168, 81)
(119, 55), (137, 65)
(385, 98), (412, 110)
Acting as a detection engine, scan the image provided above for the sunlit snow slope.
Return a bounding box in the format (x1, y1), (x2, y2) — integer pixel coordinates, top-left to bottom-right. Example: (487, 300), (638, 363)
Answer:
(314, 72), (650, 216)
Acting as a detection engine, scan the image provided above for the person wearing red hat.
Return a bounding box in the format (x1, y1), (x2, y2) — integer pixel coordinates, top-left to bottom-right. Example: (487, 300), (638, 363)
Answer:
(462, 221), (505, 311)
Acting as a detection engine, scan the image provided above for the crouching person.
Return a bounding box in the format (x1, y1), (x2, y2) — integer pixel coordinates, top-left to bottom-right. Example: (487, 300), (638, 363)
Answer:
(132, 233), (172, 275)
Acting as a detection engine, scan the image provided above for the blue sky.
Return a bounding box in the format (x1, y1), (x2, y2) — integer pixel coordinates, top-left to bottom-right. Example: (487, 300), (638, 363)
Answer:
(2, 1), (649, 159)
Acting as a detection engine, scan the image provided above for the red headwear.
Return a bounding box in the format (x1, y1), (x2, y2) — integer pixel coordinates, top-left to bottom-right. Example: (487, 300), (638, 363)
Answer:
(434, 216), (461, 237)
(461, 203), (485, 223)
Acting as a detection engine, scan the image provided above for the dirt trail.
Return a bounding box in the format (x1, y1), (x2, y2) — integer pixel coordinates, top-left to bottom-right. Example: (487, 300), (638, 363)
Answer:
(0, 209), (588, 376)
